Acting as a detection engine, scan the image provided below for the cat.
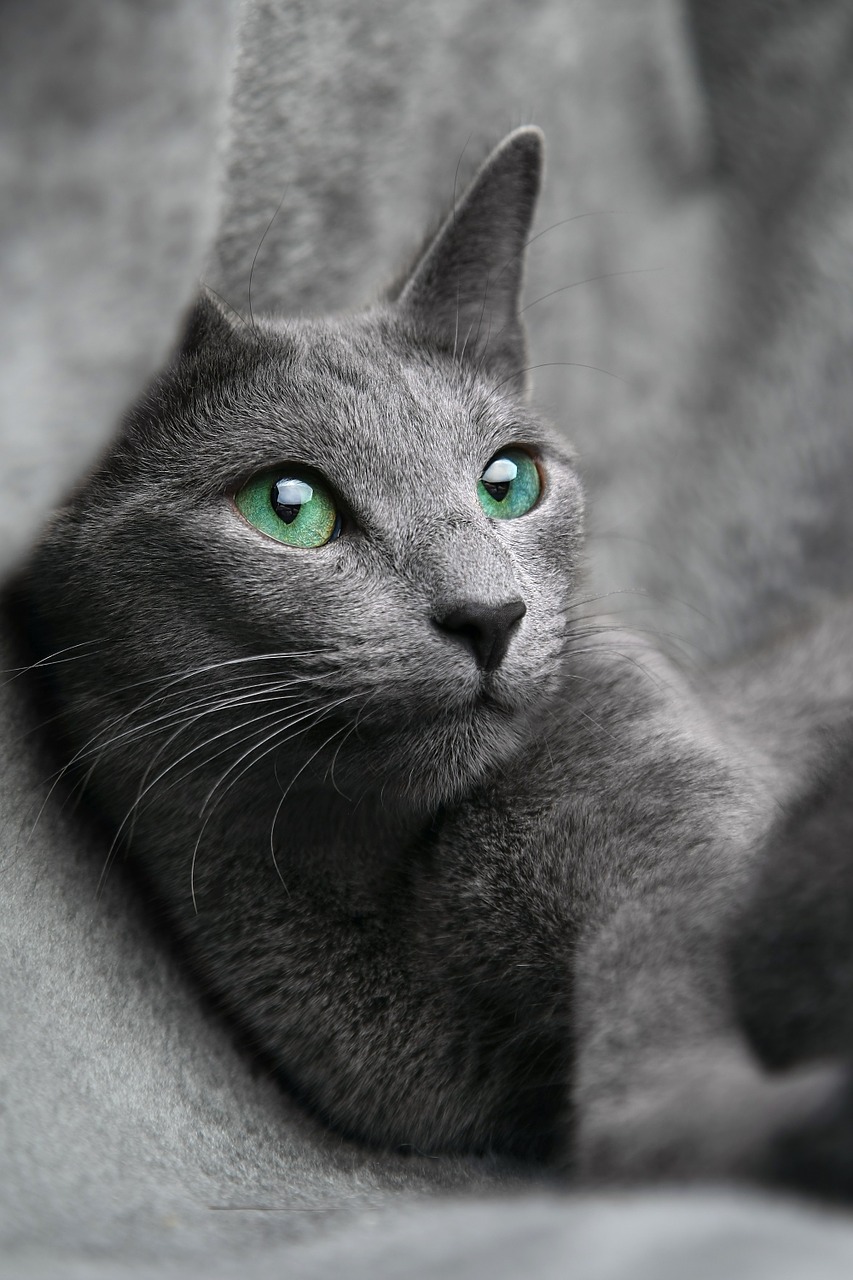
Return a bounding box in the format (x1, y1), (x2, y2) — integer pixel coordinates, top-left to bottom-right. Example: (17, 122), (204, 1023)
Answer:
(725, 608), (853, 1171)
(734, 739), (853, 1075)
(17, 126), (853, 1189)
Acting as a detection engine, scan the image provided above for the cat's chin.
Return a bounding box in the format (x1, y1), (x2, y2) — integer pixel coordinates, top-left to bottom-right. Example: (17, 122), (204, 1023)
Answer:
(340, 698), (533, 813)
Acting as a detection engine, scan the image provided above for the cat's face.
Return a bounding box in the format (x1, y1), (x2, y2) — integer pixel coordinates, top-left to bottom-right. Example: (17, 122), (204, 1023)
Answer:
(28, 128), (584, 822)
(40, 306), (583, 818)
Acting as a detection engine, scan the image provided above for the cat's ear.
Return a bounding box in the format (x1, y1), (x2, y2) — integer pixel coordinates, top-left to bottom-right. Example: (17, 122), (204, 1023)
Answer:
(393, 127), (543, 383)
(177, 289), (236, 359)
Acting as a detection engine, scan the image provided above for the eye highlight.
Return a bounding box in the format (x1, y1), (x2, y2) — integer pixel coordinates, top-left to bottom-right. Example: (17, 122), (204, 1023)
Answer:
(477, 449), (541, 520)
(234, 466), (341, 548)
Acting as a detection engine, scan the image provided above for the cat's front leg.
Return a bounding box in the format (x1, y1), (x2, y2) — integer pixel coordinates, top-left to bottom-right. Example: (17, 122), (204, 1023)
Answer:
(570, 885), (850, 1193)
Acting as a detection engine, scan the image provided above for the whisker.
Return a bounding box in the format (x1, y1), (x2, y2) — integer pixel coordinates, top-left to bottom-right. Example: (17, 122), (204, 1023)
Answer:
(327, 720), (359, 799)
(200, 283), (249, 331)
(461, 263), (493, 364)
(560, 622), (700, 670)
(563, 643), (672, 693)
(452, 136), (472, 217)
(492, 361), (623, 392)
(44, 651), (333, 774)
(196, 694), (359, 819)
(189, 693), (362, 908)
(475, 257), (653, 380)
(118, 691), (322, 851)
(82, 674), (327, 765)
(1, 640), (105, 686)
(522, 209), (613, 252)
(33, 676), (324, 840)
(248, 186), (289, 329)
(519, 266), (663, 316)
(26, 646), (340, 853)
(36, 648), (335, 764)
(564, 585), (716, 629)
(483, 209), (616, 304)
(571, 703), (617, 742)
(96, 700), (318, 897)
(268, 718), (355, 867)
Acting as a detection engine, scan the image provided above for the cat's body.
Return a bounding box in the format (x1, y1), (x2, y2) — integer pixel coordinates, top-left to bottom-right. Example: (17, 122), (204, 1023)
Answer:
(734, 739), (853, 1074)
(20, 128), (853, 1190)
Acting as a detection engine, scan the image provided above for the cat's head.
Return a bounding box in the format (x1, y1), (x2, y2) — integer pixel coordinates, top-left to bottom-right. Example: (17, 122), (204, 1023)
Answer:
(27, 128), (584, 824)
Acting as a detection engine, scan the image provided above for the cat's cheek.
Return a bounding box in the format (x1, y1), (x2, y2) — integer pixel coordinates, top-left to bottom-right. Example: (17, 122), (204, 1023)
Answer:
(489, 478), (584, 578)
(199, 508), (354, 618)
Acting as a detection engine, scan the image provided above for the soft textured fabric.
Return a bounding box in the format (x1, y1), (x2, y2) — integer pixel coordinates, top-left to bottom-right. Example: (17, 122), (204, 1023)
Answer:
(5, 2), (853, 1276)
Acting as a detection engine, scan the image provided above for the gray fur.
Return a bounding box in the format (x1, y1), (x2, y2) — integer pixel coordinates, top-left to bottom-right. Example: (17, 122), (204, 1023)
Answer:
(18, 129), (853, 1195)
(734, 735), (853, 1070)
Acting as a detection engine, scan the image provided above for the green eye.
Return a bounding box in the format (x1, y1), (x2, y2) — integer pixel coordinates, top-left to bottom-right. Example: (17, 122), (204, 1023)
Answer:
(234, 467), (341, 548)
(477, 449), (541, 520)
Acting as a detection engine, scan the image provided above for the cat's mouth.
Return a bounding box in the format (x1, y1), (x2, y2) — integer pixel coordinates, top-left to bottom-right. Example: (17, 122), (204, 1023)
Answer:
(470, 658), (547, 715)
(475, 680), (517, 714)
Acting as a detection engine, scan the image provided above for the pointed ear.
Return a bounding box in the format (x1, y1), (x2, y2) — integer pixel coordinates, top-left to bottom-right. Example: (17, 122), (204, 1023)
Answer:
(394, 127), (543, 382)
(177, 288), (236, 359)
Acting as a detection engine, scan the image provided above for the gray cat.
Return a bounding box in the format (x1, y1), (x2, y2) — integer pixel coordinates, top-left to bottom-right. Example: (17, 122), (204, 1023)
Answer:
(16, 128), (853, 1188)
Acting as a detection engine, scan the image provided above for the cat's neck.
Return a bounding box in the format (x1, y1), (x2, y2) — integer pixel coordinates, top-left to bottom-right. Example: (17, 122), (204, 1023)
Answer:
(271, 783), (428, 878)
(170, 764), (436, 912)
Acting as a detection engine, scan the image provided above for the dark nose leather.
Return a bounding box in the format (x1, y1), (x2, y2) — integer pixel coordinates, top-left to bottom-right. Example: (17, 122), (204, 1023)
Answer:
(434, 599), (526, 672)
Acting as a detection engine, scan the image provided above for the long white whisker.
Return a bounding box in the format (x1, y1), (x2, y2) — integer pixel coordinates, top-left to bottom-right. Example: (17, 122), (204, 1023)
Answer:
(268, 718), (355, 879)
(197, 692), (361, 818)
(119, 691), (322, 850)
(96, 698), (324, 898)
(83, 675), (324, 768)
(30, 672), (324, 843)
(1, 639), (105, 685)
(189, 693), (362, 908)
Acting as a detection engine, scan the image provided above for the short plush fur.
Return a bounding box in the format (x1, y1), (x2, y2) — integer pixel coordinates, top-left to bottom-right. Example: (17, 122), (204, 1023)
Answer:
(18, 128), (853, 1189)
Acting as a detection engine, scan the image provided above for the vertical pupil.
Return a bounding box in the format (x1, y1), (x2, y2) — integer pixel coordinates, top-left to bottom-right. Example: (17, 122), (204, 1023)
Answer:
(271, 477), (313, 525)
(482, 456), (518, 502)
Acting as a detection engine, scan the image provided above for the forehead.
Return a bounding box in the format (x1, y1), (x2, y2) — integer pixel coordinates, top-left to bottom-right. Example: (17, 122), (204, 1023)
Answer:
(282, 321), (515, 466)
(180, 316), (535, 496)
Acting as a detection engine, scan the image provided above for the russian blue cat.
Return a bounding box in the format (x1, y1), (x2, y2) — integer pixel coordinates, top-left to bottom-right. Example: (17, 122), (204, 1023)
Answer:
(18, 128), (853, 1190)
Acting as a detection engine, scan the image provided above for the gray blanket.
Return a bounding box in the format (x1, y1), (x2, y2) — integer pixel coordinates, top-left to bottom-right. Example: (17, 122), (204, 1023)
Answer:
(5, 2), (853, 1275)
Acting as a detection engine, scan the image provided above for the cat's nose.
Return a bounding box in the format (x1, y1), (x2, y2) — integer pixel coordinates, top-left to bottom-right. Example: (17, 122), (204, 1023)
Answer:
(434, 599), (526, 672)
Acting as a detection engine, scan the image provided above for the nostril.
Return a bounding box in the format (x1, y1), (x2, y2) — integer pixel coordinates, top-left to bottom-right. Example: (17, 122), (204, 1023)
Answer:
(434, 598), (526, 672)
